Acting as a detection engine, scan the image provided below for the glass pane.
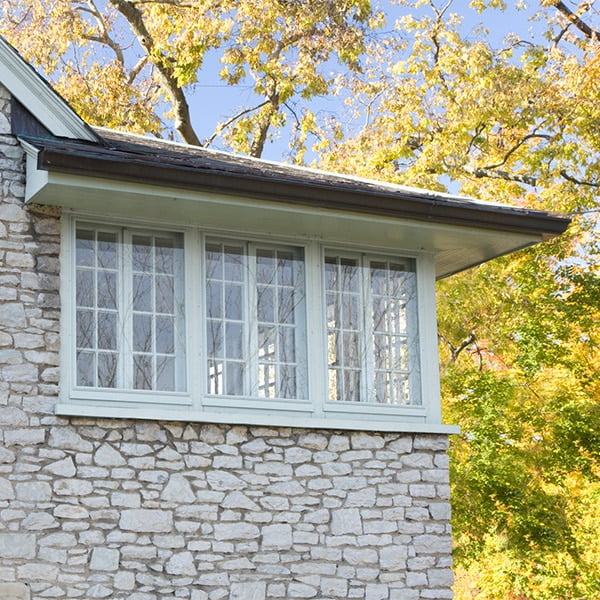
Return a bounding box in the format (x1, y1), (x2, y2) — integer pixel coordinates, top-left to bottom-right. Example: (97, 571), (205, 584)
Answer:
(206, 281), (222, 319)
(343, 331), (360, 367)
(328, 369), (340, 401)
(76, 230), (95, 267)
(133, 274), (152, 312)
(205, 244), (223, 279)
(225, 362), (244, 395)
(374, 371), (388, 403)
(156, 356), (175, 391)
(257, 286), (274, 323)
(224, 246), (244, 281)
(278, 288), (295, 324)
(324, 257), (337, 291)
(76, 270), (94, 307)
(76, 310), (94, 348)
(156, 316), (174, 354)
(134, 354), (153, 390)
(258, 364), (276, 398)
(256, 249), (276, 284)
(340, 258), (359, 292)
(225, 322), (244, 360)
(155, 238), (175, 274)
(155, 275), (174, 314)
(374, 333), (389, 370)
(224, 284), (243, 320)
(97, 271), (117, 310)
(98, 352), (117, 388)
(279, 365), (296, 398)
(208, 359), (223, 394)
(279, 327), (296, 363)
(133, 314), (153, 353)
(77, 351), (95, 387)
(97, 232), (117, 269)
(97, 311), (117, 350)
(341, 294), (359, 330)
(370, 261), (387, 295)
(344, 370), (361, 402)
(132, 235), (153, 272)
(327, 330), (339, 367)
(258, 325), (276, 362)
(278, 252), (294, 286)
(372, 296), (386, 332)
(207, 320), (223, 358)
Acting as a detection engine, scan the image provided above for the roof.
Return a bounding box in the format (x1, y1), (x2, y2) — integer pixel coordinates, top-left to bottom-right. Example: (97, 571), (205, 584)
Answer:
(1, 35), (571, 278)
(22, 127), (569, 239)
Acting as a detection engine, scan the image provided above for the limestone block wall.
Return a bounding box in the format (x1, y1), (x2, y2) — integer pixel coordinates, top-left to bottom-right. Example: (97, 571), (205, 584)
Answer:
(0, 85), (454, 600)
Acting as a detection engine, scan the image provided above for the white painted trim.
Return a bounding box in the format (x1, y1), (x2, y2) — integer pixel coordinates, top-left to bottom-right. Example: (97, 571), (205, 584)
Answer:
(417, 254), (443, 423)
(55, 403), (459, 434)
(60, 215), (450, 430)
(1, 38), (95, 140)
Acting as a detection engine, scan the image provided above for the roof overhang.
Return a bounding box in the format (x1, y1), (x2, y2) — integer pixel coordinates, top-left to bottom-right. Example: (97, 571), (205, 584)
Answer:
(20, 135), (570, 279)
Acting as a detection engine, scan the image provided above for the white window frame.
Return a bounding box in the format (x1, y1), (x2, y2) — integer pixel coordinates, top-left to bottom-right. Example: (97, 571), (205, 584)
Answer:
(59, 212), (448, 433)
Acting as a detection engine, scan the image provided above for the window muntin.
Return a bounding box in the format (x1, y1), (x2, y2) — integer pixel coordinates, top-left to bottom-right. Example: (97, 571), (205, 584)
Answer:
(75, 225), (186, 392)
(206, 240), (307, 399)
(70, 221), (425, 415)
(325, 252), (421, 406)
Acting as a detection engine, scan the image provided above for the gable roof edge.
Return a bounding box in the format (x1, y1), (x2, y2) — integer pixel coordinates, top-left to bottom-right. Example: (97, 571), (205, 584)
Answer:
(0, 37), (97, 141)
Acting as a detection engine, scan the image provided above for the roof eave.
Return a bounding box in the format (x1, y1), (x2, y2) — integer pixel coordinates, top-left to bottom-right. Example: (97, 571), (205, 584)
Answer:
(35, 146), (571, 240)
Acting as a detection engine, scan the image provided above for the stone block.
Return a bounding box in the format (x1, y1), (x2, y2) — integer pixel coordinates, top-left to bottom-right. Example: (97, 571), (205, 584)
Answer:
(331, 508), (362, 535)
(288, 582), (318, 598)
(230, 582), (266, 600)
(0, 534), (36, 559)
(214, 522), (260, 540)
(0, 583), (31, 600)
(166, 550), (196, 575)
(261, 523), (292, 550)
(90, 547), (120, 571)
(119, 509), (173, 533)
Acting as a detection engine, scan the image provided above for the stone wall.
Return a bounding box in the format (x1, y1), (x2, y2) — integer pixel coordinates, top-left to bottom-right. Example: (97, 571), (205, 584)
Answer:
(0, 85), (453, 600)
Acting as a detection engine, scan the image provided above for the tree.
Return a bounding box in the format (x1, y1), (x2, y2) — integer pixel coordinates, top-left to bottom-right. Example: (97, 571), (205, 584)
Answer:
(0, 0), (380, 157)
(313, 1), (599, 598)
(2, 1), (599, 597)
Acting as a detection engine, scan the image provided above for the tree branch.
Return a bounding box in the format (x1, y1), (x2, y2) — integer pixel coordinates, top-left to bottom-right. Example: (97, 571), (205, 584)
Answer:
(560, 170), (600, 188)
(464, 165), (538, 186)
(551, 1), (600, 42)
(203, 100), (270, 147)
(108, 0), (200, 145)
(482, 132), (552, 171)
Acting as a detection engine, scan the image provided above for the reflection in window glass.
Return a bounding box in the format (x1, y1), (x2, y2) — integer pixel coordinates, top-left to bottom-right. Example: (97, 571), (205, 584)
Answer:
(75, 226), (185, 392)
(206, 241), (307, 399)
(325, 253), (420, 406)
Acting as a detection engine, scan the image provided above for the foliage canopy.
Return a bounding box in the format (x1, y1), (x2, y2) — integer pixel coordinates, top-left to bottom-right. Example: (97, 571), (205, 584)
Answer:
(1, 1), (598, 598)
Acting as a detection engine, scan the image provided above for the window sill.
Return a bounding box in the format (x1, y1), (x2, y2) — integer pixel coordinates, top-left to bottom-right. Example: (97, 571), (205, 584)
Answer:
(55, 402), (460, 434)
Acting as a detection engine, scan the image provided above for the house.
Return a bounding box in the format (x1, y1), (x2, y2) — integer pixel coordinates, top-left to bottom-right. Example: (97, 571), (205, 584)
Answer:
(0, 37), (570, 600)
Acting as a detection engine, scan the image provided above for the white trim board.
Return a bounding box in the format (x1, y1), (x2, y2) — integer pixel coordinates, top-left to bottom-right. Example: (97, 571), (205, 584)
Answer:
(55, 403), (460, 434)
(0, 38), (95, 140)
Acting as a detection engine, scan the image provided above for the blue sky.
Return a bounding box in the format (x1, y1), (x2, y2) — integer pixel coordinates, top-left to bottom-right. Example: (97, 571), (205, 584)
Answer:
(182, 1), (548, 161)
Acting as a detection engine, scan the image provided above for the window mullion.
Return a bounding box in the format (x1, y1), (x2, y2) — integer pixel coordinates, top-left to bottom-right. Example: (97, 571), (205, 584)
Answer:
(121, 228), (133, 389)
(309, 242), (326, 416)
(247, 243), (258, 397)
(362, 254), (374, 404)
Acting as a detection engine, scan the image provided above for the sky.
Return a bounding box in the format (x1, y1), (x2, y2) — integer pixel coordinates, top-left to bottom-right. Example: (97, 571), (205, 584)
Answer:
(182, 1), (548, 162)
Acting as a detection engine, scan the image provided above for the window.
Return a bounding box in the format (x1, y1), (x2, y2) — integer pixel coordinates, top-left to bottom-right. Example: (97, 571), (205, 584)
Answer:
(64, 218), (432, 427)
(205, 241), (307, 399)
(75, 225), (186, 392)
(325, 253), (420, 406)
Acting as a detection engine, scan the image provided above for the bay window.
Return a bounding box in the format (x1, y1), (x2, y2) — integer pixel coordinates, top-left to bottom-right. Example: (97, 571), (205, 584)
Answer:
(64, 217), (433, 427)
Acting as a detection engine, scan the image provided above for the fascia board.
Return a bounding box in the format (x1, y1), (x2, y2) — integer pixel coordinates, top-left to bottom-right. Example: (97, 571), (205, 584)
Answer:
(0, 38), (96, 141)
(22, 164), (545, 278)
